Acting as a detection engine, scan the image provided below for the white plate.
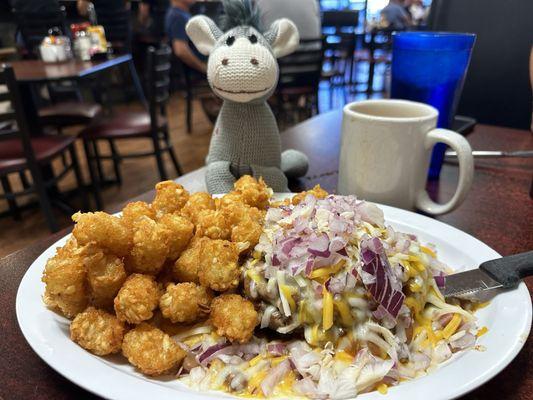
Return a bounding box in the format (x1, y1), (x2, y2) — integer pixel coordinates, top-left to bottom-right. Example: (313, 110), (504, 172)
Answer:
(16, 195), (531, 400)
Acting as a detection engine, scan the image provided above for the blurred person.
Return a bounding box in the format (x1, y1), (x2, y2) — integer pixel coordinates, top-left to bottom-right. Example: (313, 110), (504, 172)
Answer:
(138, 0), (169, 35)
(404, 0), (428, 26)
(166, 0), (206, 74)
(77, 0), (130, 16)
(380, 0), (411, 30)
(255, 0), (321, 45)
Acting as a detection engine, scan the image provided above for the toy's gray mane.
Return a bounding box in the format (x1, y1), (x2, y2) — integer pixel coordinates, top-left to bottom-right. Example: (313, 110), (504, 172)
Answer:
(219, 0), (263, 32)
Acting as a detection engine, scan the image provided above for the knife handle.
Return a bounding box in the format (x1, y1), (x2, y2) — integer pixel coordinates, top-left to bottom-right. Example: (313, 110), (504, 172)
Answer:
(480, 251), (533, 288)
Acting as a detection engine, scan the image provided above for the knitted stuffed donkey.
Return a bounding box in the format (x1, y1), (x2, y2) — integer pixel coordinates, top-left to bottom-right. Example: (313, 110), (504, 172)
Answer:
(186, 0), (309, 194)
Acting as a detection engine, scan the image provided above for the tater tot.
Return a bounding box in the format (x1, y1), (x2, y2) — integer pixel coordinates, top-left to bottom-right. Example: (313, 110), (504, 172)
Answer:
(70, 307), (125, 355)
(84, 245), (127, 309)
(195, 209), (231, 240)
(210, 294), (258, 343)
(125, 216), (170, 275)
(122, 323), (186, 376)
(42, 238), (88, 318)
(114, 274), (161, 324)
(158, 214), (194, 260)
(72, 212), (132, 256)
(219, 201), (263, 227)
(231, 217), (263, 253)
(122, 201), (155, 228)
(180, 192), (216, 224)
(217, 191), (245, 210)
(234, 176), (271, 210)
(291, 184), (328, 205)
(159, 282), (212, 323)
(172, 237), (205, 284)
(151, 181), (189, 218)
(197, 239), (240, 292)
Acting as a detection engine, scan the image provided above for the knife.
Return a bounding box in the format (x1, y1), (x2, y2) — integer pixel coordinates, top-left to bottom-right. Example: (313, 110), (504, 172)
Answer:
(442, 251), (533, 302)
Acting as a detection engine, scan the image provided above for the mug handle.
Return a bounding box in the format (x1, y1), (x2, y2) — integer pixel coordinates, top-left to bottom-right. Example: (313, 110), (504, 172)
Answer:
(416, 129), (474, 215)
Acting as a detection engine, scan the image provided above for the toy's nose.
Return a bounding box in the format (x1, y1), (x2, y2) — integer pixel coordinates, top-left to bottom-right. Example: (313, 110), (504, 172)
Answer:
(251, 58), (259, 66)
(222, 58), (229, 66)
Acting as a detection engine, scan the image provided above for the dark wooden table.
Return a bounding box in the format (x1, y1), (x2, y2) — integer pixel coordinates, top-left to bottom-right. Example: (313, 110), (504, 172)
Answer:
(8, 54), (143, 136)
(9, 54), (132, 83)
(0, 110), (531, 399)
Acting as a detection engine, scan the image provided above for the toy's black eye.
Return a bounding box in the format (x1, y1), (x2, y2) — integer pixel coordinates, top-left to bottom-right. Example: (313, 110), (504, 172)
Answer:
(226, 36), (235, 46)
(248, 34), (258, 44)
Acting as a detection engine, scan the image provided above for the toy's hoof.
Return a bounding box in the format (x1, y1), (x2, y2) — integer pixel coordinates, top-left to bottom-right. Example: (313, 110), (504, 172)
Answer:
(281, 149), (309, 178)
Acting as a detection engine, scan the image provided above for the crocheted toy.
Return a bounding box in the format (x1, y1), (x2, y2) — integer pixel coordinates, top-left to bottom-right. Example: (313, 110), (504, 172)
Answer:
(186, 0), (309, 194)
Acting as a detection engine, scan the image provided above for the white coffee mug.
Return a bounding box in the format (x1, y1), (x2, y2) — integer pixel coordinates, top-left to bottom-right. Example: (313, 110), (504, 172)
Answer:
(338, 99), (474, 215)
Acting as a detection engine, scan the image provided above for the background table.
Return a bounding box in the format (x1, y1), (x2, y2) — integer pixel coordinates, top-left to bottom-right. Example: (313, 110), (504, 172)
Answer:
(0, 110), (531, 399)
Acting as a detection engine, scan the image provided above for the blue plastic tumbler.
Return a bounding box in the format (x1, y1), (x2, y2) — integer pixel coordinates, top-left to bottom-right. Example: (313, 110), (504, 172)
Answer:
(391, 32), (476, 179)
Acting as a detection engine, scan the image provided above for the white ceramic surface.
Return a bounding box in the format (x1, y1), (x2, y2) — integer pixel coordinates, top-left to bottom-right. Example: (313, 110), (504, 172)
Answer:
(16, 194), (531, 400)
(338, 99), (474, 215)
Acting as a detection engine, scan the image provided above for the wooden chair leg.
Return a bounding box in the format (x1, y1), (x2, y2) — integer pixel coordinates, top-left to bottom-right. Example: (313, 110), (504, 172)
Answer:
(91, 140), (105, 183)
(108, 139), (122, 185)
(152, 136), (168, 181)
(19, 170), (31, 189)
(69, 145), (90, 212)
(1, 175), (22, 221)
(29, 167), (59, 233)
(83, 139), (103, 210)
(167, 146), (183, 177)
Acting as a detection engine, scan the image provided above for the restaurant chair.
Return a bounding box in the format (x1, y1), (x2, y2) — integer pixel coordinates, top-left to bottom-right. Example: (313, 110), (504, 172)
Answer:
(80, 45), (183, 209)
(355, 28), (394, 94)
(95, 8), (132, 55)
(275, 38), (324, 123)
(14, 7), (103, 133)
(0, 64), (89, 233)
(321, 10), (359, 86)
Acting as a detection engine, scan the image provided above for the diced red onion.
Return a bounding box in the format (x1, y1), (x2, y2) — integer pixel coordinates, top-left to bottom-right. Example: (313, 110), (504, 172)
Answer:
(361, 239), (405, 319)
(434, 275), (446, 288)
(450, 332), (476, 350)
(267, 343), (286, 356)
(198, 342), (230, 364)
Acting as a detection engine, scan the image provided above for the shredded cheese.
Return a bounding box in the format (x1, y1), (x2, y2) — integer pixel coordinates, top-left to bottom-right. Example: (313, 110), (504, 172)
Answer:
(322, 287), (334, 330)
(442, 314), (462, 339)
(476, 326), (488, 337)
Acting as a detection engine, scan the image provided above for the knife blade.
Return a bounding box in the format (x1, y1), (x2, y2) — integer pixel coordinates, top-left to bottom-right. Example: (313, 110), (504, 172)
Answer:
(442, 251), (533, 302)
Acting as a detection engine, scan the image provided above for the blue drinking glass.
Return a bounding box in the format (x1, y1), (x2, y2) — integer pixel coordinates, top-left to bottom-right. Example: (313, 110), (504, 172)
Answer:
(391, 32), (476, 179)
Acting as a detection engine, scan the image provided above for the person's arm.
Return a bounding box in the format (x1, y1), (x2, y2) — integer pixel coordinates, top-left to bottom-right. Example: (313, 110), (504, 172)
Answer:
(172, 39), (207, 74)
(77, 0), (90, 16)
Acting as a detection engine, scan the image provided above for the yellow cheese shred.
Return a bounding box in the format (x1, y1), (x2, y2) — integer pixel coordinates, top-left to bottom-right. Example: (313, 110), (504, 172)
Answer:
(377, 383), (388, 394)
(322, 287), (334, 330)
(476, 326), (488, 337)
(420, 246), (436, 258)
(442, 314), (462, 339)
(334, 300), (353, 326)
(280, 285), (296, 311)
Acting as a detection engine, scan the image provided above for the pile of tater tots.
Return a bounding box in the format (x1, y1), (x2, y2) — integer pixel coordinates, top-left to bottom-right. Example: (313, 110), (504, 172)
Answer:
(42, 175), (270, 376)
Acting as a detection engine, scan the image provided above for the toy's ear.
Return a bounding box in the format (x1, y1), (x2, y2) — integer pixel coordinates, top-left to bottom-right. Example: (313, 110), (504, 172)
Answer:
(186, 15), (223, 56)
(265, 18), (300, 58)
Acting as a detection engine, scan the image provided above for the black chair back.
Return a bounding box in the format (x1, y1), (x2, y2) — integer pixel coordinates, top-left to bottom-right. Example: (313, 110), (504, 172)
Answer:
(96, 8), (132, 54)
(146, 45), (172, 129)
(14, 7), (69, 57)
(278, 38), (324, 92)
(322, 10), (359, 31)
(0, 65), (40, 169)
